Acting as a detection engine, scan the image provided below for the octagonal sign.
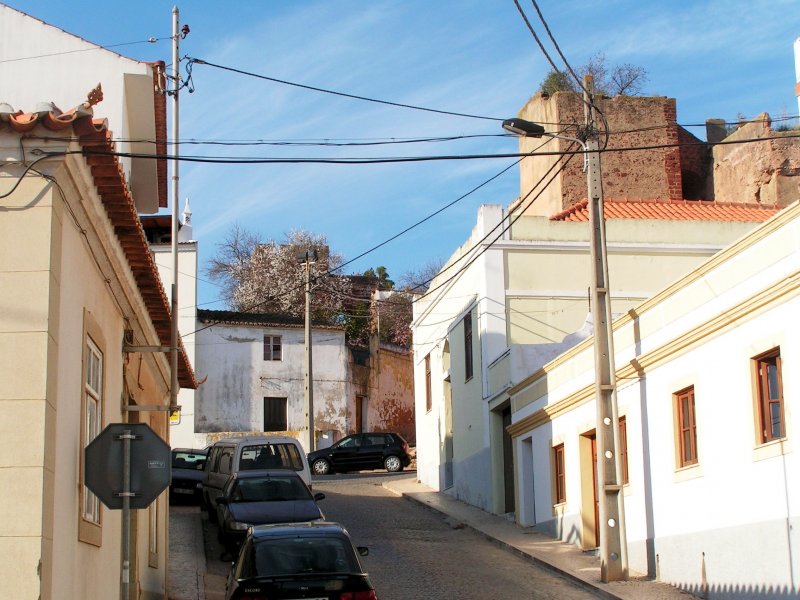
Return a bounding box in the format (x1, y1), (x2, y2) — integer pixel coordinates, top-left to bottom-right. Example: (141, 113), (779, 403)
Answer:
(84, 423), (171, 510)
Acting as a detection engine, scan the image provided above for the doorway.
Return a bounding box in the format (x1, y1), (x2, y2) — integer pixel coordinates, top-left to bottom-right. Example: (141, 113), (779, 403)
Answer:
(502, 407), (515, 513)
(579, 430), (599, 549)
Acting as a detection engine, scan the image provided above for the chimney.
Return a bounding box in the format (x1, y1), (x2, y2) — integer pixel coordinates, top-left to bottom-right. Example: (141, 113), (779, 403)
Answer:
(705, 119), (727, 144)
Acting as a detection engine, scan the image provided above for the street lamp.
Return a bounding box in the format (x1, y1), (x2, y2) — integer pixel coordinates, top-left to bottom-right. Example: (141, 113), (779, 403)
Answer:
(296, 248), (318, 452)
(503, 77), (628, 582)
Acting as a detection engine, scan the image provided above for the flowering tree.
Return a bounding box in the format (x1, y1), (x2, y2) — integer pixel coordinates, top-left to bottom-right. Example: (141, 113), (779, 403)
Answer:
(207, 227), (419, 349)
(207, 226), (349, 320)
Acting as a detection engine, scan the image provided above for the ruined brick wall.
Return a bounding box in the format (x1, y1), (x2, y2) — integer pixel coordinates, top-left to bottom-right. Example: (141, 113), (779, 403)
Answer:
(677, 126), (711, 200)
(712, 114), (800, 206)
(517, 93), (686, 215)
(368, 346), (415, 445)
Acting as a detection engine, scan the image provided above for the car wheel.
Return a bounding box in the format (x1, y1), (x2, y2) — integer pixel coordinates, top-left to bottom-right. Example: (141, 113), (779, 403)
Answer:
(312, 458), (332, 475)
(384, 455), (403, 473)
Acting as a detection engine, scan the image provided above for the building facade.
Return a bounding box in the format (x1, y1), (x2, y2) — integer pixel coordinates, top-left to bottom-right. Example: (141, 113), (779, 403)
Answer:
(0, 107), (195, 599)
(412, 202), (776, 514)
(195, 310), (350, 450)
(508, 201), (800, 597)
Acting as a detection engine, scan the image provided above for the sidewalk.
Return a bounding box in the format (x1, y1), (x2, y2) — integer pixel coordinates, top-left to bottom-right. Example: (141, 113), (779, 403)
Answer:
(382, 474), (696, 600)
(168, 506), (207, 600)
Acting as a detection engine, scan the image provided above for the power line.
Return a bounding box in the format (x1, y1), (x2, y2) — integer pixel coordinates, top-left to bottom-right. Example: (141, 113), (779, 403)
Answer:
(38, 130), (799, 165)
(412, 141), (579, 302)
(0, 35), (172, 64)
(186, 57), (502, 122)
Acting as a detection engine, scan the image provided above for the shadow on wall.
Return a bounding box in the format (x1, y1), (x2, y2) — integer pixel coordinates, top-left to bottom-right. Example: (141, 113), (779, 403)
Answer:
(675, 582), (797, 599)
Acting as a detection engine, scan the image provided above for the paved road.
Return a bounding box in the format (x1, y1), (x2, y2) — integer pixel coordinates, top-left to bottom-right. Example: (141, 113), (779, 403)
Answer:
(200, 472), (596, 599)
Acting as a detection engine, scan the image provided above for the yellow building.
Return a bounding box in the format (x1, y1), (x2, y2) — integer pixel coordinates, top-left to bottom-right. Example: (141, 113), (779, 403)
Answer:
(0, 102), (196, 599)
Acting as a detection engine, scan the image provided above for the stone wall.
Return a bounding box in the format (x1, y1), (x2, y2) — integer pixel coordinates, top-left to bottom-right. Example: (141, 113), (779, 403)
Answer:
(712, 113), (800, 206)
(516, 92), (695, 215)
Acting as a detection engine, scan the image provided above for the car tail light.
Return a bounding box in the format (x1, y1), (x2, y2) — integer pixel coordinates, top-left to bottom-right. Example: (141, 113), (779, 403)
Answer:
(340, 591), (378, 600)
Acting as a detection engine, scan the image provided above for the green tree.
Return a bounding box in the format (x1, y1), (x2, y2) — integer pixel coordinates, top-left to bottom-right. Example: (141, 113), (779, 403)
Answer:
(538, 53), (648, 97)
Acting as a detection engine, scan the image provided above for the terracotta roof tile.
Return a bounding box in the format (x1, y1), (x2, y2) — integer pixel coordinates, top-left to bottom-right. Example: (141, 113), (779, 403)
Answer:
(549, 198), (782, 223)
(2, 102), (196, 389)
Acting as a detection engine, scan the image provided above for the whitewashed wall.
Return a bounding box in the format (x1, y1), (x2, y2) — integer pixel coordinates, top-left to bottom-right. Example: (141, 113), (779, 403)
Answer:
(195, 321), (348, 452)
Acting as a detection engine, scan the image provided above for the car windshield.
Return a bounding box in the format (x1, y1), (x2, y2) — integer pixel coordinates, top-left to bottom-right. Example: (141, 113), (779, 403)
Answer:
(229, 476), (311, 502)
(246, 537), (361, 577)
(172, 451), (206, 469)
(239, 443), (304, 471)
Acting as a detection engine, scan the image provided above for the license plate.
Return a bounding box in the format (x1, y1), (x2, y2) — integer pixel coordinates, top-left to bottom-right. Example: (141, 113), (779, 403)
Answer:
(173, 488), (195, 495)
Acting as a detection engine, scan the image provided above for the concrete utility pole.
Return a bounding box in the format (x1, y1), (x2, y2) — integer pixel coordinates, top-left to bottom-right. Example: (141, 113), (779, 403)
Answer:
(297, 249), (318, 452)
(583, 74), (628, 582)
(169, 5), (180, 412)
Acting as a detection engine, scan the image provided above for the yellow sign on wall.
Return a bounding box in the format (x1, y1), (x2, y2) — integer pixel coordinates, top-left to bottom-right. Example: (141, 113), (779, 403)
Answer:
(169, 407), (181, 425)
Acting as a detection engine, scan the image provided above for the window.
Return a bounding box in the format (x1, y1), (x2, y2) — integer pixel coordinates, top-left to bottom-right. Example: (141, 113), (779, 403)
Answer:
(675, 386), (698, 467)
(464, 312), (473, 381)
(754, 348), (785, 443)
(82, 338), (103, 525)
(264, 335), (282, 361)
(424, 353), (432, 412)
(264, 397), (288, 431)
(218, 448), (234, 475)
(553, 444), (566, 504)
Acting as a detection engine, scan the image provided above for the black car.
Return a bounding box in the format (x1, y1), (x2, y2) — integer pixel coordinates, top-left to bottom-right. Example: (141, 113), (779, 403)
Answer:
(215, 470), (325, 553)
(307, 432), (411, 475)
(170, 448), (208, 503)
(225, 521), (378, 600)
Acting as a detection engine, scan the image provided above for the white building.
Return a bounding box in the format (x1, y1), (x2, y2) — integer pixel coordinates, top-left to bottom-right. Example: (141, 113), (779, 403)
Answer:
(143, 202), (201, 448)
(508, 200), (800, 597)
(412, 201), (777, 515)
(195, 310), (349, 450)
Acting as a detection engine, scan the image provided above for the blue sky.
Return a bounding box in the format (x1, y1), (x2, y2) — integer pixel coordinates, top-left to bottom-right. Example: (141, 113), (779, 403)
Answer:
(5, 1), (798, 309)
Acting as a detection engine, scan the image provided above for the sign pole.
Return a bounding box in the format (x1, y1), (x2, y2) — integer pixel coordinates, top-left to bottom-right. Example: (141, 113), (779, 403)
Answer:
(120, 430), (133, 600)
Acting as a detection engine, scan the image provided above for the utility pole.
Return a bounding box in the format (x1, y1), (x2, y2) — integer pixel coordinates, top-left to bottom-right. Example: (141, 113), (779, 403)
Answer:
(583, 74), (628, 582)
(169, 5), (180, 413)
(297, 249), (318, 452)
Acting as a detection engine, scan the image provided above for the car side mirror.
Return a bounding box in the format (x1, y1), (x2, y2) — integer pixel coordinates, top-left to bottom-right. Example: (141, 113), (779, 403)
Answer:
(215, 497), (229, 506)
(313, 493), (325, 501)
(357, 547), (369, 556)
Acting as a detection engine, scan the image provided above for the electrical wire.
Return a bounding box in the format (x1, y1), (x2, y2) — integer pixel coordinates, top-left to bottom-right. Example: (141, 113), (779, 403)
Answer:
(412, 141), (578, 302)
(23, 113), (798, 149)
(186, 57), (502, 122)
(527, 0), (611, 148)
(0, 35), (173, 64)
(43, 131), (796, 165)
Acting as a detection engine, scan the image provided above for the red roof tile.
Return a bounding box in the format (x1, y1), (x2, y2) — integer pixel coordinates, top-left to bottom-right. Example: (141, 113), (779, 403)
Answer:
(549, 198), (782, 223)
(2, 100), (196, 389)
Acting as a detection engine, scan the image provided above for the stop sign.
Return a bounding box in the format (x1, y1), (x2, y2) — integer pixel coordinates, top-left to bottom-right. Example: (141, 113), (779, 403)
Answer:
(84, 423), (171, 509)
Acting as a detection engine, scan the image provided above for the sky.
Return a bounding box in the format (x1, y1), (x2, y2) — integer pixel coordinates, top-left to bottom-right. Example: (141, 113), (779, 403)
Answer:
(4, 0), (799, 310)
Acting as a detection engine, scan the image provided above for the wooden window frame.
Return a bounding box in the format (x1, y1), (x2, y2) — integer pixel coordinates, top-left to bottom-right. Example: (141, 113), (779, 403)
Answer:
(553, 443), (566, 505)
(463, 312), (473, 381)
(674, 386), (698, 467)
(79, 312), (105, 546)
(753, 348), (785, 444)
(424, 354), (432, 413)
(263, 334), (282, 361)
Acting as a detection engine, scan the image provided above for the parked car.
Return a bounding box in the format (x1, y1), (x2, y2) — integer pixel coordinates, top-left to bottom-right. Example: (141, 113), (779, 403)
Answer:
(203, 436), (312, 517)
(307, 432), (411, 475)
(225, 521), (378, 600)
(170, 448), (208, 503)
(215, 469), (325, 554)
